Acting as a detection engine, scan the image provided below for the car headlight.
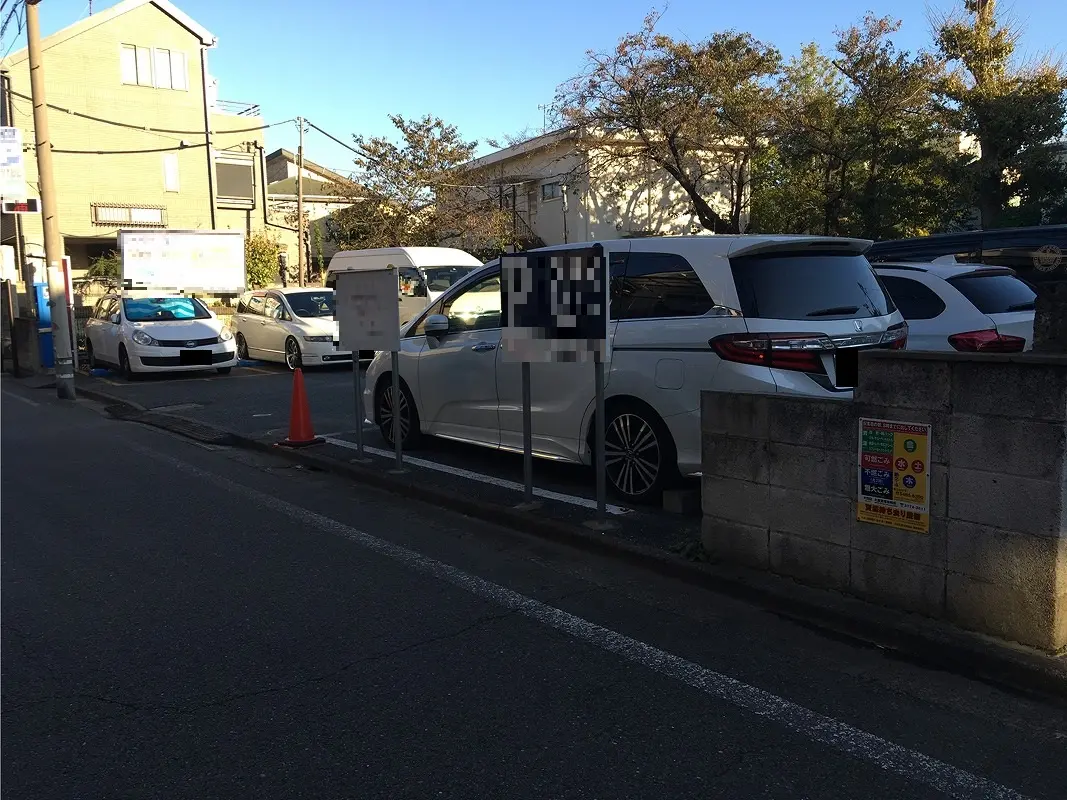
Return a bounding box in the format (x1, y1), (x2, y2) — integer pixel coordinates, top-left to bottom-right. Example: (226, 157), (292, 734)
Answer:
(303, 335), (333, 342)
(219, 329), (234, 341)
(131, 330), (157, 346)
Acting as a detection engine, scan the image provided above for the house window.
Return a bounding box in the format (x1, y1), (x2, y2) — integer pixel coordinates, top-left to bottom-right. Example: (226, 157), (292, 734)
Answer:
(541, 182), (561, 201)
(121, 44), (187, 89)
(163, 153), (180, 192)
(215, 154), (256, 209)
(91, 204), (167, 227)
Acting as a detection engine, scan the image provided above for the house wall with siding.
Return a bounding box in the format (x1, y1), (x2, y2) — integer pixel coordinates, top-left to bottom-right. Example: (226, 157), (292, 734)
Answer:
(1, 2), (266, 284)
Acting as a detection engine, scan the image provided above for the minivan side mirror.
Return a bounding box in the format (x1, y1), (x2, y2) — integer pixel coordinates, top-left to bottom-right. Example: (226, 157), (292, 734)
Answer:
(424, 314), (449, 336)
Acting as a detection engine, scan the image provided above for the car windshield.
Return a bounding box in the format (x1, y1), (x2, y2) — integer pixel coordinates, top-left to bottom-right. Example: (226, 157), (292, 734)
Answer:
(730, 253), (896, 320)
(286, 291), (336, 318)
(947, 272), (1036, 314)
(423, 266), (475, 293)
(123, 297), (210, 322)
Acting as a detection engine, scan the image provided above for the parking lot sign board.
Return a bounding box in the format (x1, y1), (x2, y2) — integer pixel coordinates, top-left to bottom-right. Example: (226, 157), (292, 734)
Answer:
(334, 267), (401, 353)
(0, 127), (26, 200)
(857, 418), (932, 534)
(500, 246), (609, 364)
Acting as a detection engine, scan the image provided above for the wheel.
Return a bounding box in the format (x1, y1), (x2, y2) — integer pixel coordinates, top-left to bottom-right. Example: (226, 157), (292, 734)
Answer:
(235, 333), (249, 361)
(216, 367), (232, 375)
(119, 345), (137, 381)
(284, 337), (302, 370)
(377, 376), (421, 448)
(86, 340), (97, 371)
(600, 401), (677, 504)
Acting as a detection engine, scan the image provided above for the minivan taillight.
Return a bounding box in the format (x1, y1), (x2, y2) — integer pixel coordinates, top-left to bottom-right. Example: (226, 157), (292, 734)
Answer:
(710, 333), (834, 374)
(884, 321), (908, 350)
(947, 330), (1026, 352)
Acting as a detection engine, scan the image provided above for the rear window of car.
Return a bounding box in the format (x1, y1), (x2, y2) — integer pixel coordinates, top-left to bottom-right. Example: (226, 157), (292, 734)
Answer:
(730, 253), (896, 320)
(947, 272), (1036, 314)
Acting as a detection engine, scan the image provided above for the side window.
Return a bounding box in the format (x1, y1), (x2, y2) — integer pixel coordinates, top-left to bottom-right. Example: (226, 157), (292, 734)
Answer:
(237, 294), (250, 314)
(614, 252), (713, 320)
(878, 276), (946, 320)
(412, 300), (444, 337)
(98, 298), (118, 321)
(264, 296), (283, 319)
(246, 294), (266, 317)
(441, 272), (501, 333)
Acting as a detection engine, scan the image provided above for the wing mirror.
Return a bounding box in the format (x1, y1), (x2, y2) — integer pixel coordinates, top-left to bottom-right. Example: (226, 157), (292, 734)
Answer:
(423, 314), (449, 336)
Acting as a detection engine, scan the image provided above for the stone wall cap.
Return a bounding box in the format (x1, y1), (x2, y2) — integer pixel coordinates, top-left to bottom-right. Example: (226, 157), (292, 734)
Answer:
(860, 350), (1067, 367)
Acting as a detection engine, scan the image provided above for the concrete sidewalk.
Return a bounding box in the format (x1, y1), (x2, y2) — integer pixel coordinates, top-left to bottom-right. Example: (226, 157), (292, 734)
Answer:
(54, 373), (1067, 702)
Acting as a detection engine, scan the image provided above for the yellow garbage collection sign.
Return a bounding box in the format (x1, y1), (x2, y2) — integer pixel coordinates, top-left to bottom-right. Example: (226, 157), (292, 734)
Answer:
(857, 418), (932, 534)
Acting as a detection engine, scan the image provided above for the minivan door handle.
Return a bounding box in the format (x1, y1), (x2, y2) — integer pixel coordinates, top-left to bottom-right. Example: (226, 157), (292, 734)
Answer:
(471, 342), (497, 352)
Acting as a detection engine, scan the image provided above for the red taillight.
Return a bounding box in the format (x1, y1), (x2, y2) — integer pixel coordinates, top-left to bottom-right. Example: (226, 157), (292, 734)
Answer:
(710, 333), (833, 374)
(885, 321), (908, 350)
(947, 330), (1026, 353)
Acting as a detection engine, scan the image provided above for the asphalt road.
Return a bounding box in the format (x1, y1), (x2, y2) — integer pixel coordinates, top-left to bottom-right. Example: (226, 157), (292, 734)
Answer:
(3, 378), (1067, 799)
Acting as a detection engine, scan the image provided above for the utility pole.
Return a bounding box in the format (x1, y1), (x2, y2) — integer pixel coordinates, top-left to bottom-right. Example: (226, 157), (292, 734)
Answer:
(26, 0), (75, 400)
(296, 116), (305, 287)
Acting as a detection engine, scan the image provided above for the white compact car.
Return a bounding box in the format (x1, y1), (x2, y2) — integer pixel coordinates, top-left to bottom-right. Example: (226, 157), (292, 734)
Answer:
(84, 294), (238, 379)
(233, 288), (354, 369)
(875, 263), (1036, 352)
(363, 236), (908, 503)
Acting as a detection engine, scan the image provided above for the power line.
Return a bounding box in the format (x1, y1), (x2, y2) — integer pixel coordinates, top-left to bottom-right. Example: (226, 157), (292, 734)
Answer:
(6, 89), (293, 135)
(52, 142), (208, 154)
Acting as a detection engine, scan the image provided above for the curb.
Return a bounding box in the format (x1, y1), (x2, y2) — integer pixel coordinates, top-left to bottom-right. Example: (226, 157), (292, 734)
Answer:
(80, 382), (1067, 703)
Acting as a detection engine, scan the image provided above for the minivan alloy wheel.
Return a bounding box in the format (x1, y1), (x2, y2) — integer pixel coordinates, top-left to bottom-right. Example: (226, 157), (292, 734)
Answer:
(604, 412), (662, 499)
(379, 383), (412, 444)
(285, 337), (302, 370)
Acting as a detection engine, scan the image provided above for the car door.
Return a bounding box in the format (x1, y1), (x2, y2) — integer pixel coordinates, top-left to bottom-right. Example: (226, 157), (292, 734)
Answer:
(417, 270), (502, 446)
(239, 293), (268, 357)
(495, 246), (624, 462)
(85, 297), (110, 364)
(260, 293), (289, 358)
(95, 297), (122, 364)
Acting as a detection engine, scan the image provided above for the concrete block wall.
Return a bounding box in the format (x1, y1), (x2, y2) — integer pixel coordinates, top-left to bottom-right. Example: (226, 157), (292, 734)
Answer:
(701, 351), (1067, 653)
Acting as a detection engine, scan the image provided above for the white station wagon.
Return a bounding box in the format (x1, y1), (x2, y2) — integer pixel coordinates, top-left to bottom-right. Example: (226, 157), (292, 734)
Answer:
(363, 236), (907, 503)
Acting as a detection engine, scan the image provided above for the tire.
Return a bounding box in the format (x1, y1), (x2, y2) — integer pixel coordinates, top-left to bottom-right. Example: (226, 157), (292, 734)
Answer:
(599, 400), (678, 504)
(119, 346), (137, 381)
(377, 376), (421, 449)
(235, 333), (249, 361)
(216, 367), (232, 375)
(284, 337), (302, 370)
(86, 340), (97, 371)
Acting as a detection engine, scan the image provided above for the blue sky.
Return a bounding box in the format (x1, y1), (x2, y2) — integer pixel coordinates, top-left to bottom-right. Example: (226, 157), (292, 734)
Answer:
(17, 0), (1067, 174)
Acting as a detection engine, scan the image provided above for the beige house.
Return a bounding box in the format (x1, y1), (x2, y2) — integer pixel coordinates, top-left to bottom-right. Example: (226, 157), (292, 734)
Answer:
(0, 0), (270, 287)
(265, 148), (354, 271)
(462, 130), (741, 248)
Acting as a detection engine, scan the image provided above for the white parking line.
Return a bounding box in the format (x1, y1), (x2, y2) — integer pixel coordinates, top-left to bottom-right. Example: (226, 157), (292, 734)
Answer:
(122, 439), (1032, 800)
(323, 435), (630, 516)
(1, 390), (39, 407)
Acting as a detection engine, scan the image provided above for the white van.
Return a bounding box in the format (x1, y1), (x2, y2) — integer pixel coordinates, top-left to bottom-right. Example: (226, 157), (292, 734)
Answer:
(325, 247), (484, 302)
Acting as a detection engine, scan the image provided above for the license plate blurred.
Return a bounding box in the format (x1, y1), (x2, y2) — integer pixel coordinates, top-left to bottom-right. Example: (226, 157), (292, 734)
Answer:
(834, 348), (858, 388)
(180, 349), (212, 366)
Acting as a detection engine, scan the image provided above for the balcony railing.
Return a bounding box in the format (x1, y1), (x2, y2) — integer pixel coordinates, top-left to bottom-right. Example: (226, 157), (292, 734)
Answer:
(214, 99), (261, 117)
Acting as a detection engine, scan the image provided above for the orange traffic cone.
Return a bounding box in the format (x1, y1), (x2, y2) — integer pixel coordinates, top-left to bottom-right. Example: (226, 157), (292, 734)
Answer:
(278, 368), (323, 447)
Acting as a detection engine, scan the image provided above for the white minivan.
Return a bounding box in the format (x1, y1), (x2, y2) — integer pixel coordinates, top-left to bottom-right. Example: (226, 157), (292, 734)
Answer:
(362, 236), (908, 504)
(325, 247), (484, 303)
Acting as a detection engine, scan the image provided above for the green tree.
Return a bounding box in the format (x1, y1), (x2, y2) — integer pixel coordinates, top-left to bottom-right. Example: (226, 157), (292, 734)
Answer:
(935, 0), (1067, 229)
(312, 224), (325, 279)
(554, 12), (781, 233)
(328, 115), (512, 254)
(86, 251), (122, 288)
(757, 19), (965, 238)
(245, 230), (279, 289)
